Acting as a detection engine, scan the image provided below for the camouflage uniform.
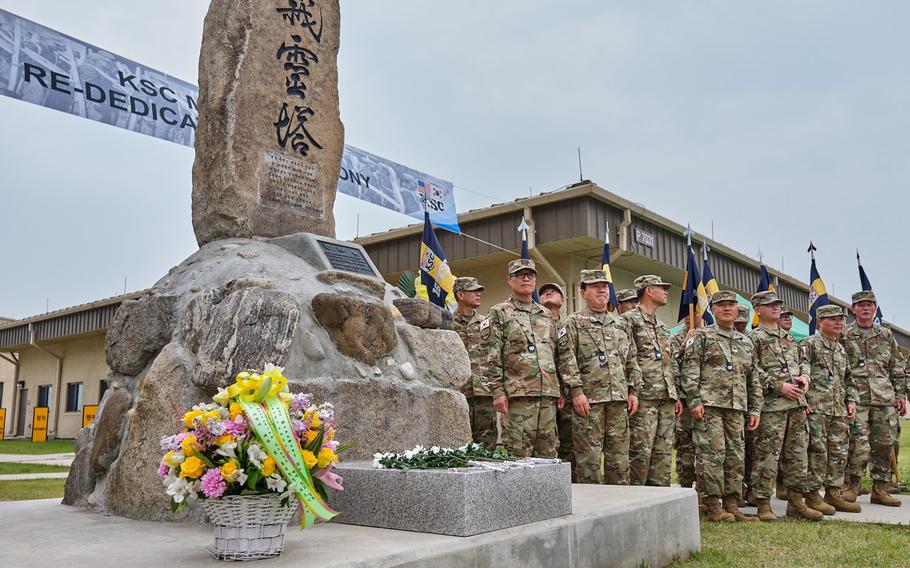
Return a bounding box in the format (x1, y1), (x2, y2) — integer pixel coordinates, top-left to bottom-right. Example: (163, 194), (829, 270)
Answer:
(624, 276), (677, 487)
(453, 309), (497, 450)
(802, 331), (857, 491)
(671, 331), (696, 488)
(840, 319), (906, 482)
(749, 323), (810, 500)
(557, 301), (642, 484)
(681, 319), (763, 499)
(481, 297), (560, 458)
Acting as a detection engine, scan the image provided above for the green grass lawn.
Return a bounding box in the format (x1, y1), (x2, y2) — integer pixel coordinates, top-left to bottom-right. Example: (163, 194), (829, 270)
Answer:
(0, 462), (70, 475)
(0, 478), (66, 501)
(0, 439), (74, 455)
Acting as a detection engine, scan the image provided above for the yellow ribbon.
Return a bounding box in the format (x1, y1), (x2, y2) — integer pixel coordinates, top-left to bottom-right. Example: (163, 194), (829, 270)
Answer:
(225, 370), (288, 403)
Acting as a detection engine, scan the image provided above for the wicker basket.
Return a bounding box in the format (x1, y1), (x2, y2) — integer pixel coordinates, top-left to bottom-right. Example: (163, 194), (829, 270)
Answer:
(202, 493), (297, 561)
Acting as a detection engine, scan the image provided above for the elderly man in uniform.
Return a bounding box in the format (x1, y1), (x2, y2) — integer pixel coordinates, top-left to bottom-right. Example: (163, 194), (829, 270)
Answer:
(681, 290), (763, 522)
(778, 308), (794, 332)
(452, 276), (497, 450)
(840, 290), (906, 506)
(624, 275), (680, 486)
(617, 288), (639, 314)
(556, 269), (641, 484)
(481, 259), (561, 458)
(748, 290), (821, 521)
(802, 305), (861, 513)
(539, 282), (566, 322)
(734, 305), (750, 333)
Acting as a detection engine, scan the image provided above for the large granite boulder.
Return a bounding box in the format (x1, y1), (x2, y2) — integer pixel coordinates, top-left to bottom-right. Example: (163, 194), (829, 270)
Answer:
(105, 294), (177, 376)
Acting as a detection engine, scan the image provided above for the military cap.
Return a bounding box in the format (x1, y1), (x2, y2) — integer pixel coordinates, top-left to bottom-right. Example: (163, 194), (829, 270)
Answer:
(817, 305), (846, 319)
(851, 290), (877, 304)
(539, 282), (565, 297)
(780, 307), (793, 317)
(508, 258), (537, 275)
(712, 290), (738, 304)
(453, 276), (484, 293)
(578, 270), (610, 286)
(633, 274), (672, 292)
(617, 288), (638, 302)
(735, 305), (750, 323)
(751, 290), (783, 306)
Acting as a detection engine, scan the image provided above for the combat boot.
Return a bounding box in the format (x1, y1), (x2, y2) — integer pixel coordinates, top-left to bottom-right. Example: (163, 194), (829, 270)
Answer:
(755, 498), (778, 522)
(824, 486), (861, 513)
(871, 480), (902, 507)
(786, 491), (823, 521)
(723, 495), (757, 522)
(775, 485), (788, 501)
(804, 490), (836, 516)
(885, 481), (902, 494)
(703, 496), (735, 522)
(842, 475), (861, 503)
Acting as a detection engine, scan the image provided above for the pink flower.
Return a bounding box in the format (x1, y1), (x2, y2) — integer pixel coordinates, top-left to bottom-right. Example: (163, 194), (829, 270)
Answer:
(200, 468), (226, 499)
(314, 466), (344, 491)
(157, 460), (170, 478)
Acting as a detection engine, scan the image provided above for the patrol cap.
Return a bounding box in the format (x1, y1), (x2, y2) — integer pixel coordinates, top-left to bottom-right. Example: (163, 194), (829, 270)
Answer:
(712, 290), (738, 304)
(579, 270), (610, 286)
(751, 290), (783, 306)
(851, 290), (877, 304)
(508, 258), (537, 275)
(539, 282), (565, 297)
(735, 305), (750, 323)
(634, 274), (672, 292)
(453, 276), (484, 293)
(780, 308), (793, 317)
(817, 305), (846, 319)
(617, 288), (638, 302)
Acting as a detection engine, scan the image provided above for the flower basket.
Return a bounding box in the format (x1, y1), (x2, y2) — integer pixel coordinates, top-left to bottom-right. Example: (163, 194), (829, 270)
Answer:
(203, 493), (297, 561)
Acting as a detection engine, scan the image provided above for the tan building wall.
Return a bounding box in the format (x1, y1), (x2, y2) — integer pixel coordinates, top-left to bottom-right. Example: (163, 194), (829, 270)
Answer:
(0, 356), (14, 437)
(14, 334), (107, 439)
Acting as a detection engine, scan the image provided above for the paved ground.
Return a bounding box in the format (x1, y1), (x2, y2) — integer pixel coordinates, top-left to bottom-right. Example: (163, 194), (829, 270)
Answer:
(0, 453), (75, 467)
(0, 472), (70, 481)
(740, 492), (910, 525)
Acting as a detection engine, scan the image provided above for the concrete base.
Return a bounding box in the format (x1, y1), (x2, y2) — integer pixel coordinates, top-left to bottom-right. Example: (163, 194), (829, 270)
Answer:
(4, 485), (699, 568)
(329, 460), (572, 535)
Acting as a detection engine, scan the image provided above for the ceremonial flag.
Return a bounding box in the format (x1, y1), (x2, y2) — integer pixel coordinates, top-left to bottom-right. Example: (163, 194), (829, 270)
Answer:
(700, 244), (717, 325)
(857, 251), (884, 325)
(518, 219), (540, 302)
(752, 261), (775, 326)
(419, 212), (455, 308)
(677, 227), (712, 325)
(602, 224), (620, 312)
(807, 242), (830, 334)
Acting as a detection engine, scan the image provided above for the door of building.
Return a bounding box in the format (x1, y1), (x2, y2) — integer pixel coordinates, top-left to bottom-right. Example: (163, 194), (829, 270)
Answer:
(16, 387), (27, 436)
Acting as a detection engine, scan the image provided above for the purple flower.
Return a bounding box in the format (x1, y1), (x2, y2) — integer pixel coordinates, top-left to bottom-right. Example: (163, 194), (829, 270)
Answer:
(224, 417), (249, 438)
(200, 468), (226, 499)
(157, 460), (170, 478)
(290, 393), (312, 414)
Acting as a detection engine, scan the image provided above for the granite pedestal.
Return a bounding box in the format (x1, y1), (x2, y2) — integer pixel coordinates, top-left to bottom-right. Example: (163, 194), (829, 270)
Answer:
(328, 460), (572, 536)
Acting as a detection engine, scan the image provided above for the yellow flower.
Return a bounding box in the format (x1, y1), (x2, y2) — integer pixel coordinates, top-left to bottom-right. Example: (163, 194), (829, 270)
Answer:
(202, 410), (220, 423)
(180, 435), (199, 456)
(179, 456), (205, 479)
(213, 387), (231, 406)
(310, 413), (320, 429)
(214, 434), (234, 447)
(261, 455), (276, 477)
(221, 460), (239, 482)
(325, 428), (334, 441)
(301, 450), (318, 469)
(163, 450), (183, 468)
(317, 448), (335, 469)
(304, 430), (318, 444)
(229, 403), (244, 420)
(182, 409), (203, 428)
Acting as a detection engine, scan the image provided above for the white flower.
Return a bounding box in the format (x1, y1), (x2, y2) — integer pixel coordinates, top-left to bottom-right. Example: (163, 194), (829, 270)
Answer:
(430, 446), (441, 454)
(208, 421), (227, 436)
(216, 441), (237, 459)
(263, 363), (285, 375)
(213, 387), (231, 406)
(247, 444), (267, 467)
(265, 474), (287, 493)
(166, 477), (194, 503)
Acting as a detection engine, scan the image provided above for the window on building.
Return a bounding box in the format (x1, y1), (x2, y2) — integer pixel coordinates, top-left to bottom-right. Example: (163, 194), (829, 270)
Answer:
(99, 379), (110, 402)
(65, 382), (83, 413)
(38, 385), (52, 408)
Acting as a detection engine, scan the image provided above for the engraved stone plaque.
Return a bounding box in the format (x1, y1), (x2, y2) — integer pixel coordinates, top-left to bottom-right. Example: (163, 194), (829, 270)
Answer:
(318, 240), (376, 276)
(259, 151), (321, 216)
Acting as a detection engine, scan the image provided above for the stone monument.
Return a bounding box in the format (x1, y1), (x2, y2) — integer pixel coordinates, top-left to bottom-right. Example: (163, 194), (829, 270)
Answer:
(64, 0), (472, 521)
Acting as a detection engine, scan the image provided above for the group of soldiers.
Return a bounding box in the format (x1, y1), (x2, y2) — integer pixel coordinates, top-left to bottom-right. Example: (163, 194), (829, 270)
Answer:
(452, 258), (907, 522)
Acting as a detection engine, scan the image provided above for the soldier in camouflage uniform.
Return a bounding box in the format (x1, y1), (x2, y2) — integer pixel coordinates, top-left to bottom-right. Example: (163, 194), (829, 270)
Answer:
(749, 290), (822, 522)
(672, 315), (700, 489)
(681, 290), (763, 522)
(734, 304), (750, 333)
(617, 288), (639, 315)
(539, 282), (566, 322)
(481, 258), (562, 458)
(556, 269), (641, 484)
(625, 275), (680, 487)
(802, 305), (861, 513)
(735, 304), (758, 504)
(840, 290), (907, 507)
(452, 276), (497, 450)
(778, 308), (794, 332)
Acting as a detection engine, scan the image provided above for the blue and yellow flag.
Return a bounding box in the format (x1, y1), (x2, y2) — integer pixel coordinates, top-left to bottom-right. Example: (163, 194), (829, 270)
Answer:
(419, 211), (455, 308)
(700, 245), (717, 325)
(677, 240), (712, 325)
(602, 226), (619, 312)
(518, 219), (540, 303)
(807, 247), (830, 335)
(752, 261), (775, 326)
(857, 251), (884, 325)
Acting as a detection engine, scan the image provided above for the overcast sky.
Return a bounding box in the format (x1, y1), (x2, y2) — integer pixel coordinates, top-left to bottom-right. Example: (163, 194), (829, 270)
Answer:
(2, 1), (908, 326)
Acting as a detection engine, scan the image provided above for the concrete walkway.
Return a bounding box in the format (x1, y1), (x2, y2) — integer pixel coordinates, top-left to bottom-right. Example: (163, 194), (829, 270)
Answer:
(0, 453), (74, 467)
(740, 492), (910, 525)
(0, 472), (70, 481)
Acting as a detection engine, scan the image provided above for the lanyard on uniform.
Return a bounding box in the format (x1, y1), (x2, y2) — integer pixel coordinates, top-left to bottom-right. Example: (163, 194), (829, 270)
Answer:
(764, 330), (791, 374)
(642, 313), (664, 361)
(520, 312), (539, 353)
(817, 339), (836, 381)
(857, 330), (872, 368)
(582, 314), (610, 368)
(713, 330), (736, 372)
